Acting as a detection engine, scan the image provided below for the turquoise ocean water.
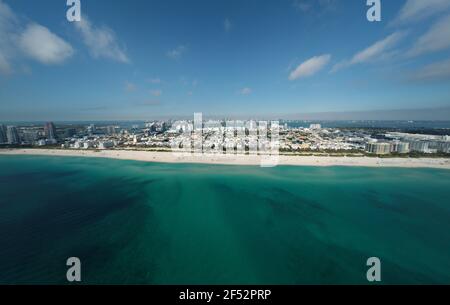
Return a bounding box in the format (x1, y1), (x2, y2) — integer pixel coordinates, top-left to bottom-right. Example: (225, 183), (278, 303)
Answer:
(0, 155), (449, 284)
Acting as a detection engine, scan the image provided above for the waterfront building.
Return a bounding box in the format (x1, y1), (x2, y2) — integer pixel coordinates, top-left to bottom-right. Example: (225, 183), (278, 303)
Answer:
(171, 121), (193, 133)
(73, 141), (83, 149)
(106, 126), (116, 135)
(436, 141), (450, 153)
(309, 124), (322, 130)
(157, 122), (167, 132)
(366, 142), (391, 155)
(0, 124), (7, 143)
(87, 124), (96, 135)
(99, 141), (114, 149)
(6, 126), (20, 144)
(409, 141), (430, 153)
(64, 128), (77, 138)
(44, 122), (57, 140)
(22, 130), (39, 144)
(391, 142), (410, 154)
(83, 141), (94, 149)
(146, 122), (157, 133)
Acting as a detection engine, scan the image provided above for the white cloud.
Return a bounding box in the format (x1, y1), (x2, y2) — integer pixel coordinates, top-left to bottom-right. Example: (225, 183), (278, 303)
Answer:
(125, 81), (136, 92)
(393, 0), (450, 25)
(351, 33), (404, 63)
(19, 24), (74, 64)
(167, 45), (187, 60)
(293, 0), (312, 12)
(0, 0), (73, 74)
(0, 1), (21, 74)
(180, 77), (198, 87)
(289, 54), (331, 80)
(0, 51), (11, 74)
(407, 14), (450, 57)
(0, 0), (15, 21)
(136, 100), (160, 106)
(332, 32), (405, 72)
(74, 16), (129, 63)
(293, 0), (338, 13)
(224, 18), (232, 32)
(150, 89), (162, 97)
(409, 58), (450, 81)
(147, 78), (161, 84)
(239, 87), (252, 95)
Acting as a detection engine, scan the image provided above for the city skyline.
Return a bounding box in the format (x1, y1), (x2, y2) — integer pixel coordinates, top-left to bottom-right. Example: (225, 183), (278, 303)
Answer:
(1, 0), (450, 121)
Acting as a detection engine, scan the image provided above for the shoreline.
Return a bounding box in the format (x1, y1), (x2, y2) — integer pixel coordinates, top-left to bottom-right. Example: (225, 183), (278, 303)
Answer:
(0, 148), (450, 169)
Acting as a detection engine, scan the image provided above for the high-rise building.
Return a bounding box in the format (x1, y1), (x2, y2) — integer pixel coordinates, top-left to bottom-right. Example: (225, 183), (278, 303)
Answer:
(6, 126), (20, 144)
(44, 122), (57, 140)
(87, 124), (96, 135)
(106, 126), (116, 135)
(64, 128), (77, 138)
(0, 124), (7, 143)
(366, 142), (391, 155)
(22, 130), (39, 144)
(391, 142), (410, 154)
(436, 141), (450, 153)
(99, 141), (114, 149)
(409, 141), (429, 153)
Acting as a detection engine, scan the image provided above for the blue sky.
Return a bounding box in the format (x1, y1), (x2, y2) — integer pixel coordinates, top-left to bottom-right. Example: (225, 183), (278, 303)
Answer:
(1, 0), (450, 121)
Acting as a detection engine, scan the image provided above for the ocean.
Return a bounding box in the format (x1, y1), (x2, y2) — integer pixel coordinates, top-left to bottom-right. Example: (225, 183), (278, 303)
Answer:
(0, 155), (449, 284)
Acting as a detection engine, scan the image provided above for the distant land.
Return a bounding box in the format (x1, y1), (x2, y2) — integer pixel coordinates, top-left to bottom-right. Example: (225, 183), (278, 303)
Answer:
(278, 106), (450, 121)
(2, 107), (450, 123)
(219, 106), (450, 121)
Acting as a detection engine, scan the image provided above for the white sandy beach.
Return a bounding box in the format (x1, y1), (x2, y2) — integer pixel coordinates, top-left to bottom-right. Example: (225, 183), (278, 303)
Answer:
(1, 148), (449, 169)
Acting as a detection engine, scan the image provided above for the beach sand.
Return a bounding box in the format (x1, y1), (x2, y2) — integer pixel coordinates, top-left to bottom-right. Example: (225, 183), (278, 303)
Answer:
(1, 148), (449, 169)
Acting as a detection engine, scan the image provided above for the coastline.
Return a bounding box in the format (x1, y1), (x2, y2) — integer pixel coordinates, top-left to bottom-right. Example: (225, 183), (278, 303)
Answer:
(0, 148), (449, 169)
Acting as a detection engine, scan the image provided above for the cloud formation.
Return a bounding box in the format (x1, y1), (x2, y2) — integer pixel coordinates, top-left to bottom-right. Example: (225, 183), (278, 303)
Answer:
(0, 0), (17, 74)
(293, 0), (338, 13)
(19, 24), (74, 64)
(409, 58), (450, 81)
(147, 78), (161, 84)
(0, 0), (73, 74)
(224, 18), (232, 32)
(125, 81), (136, 92)
(150, 89), (162, 97)
(289, 54), (331, 80)
(167, 45), (187, 60)
(239, 87), (252, 95)
(0, 52), (10, 74)
(332, 32), (405, 72)
(135, 100), (161, 106)
(406, 14), (450, 57)
(74, 16), (129, 63)
(393, 0), (450, 25)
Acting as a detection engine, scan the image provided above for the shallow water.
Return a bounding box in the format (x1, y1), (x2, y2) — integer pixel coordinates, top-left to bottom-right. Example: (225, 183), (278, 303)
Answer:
(0, 155), (449, 284)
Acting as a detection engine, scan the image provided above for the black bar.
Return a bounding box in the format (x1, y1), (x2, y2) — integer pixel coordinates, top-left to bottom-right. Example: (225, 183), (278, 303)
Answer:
(1, 285), (448, 304)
